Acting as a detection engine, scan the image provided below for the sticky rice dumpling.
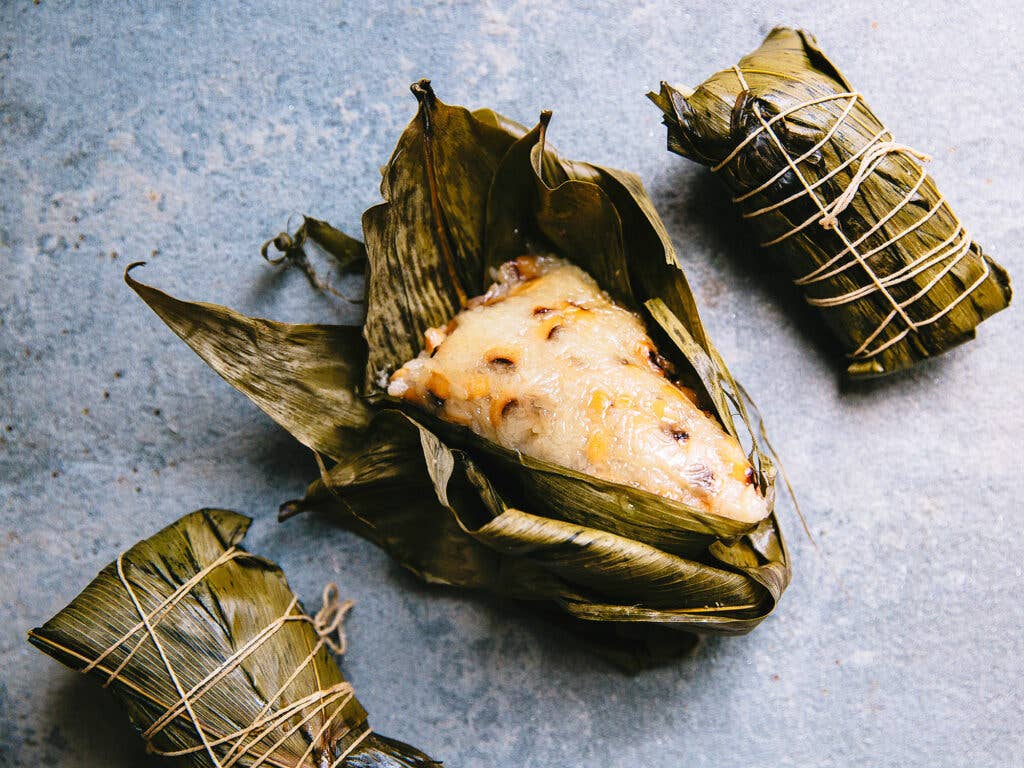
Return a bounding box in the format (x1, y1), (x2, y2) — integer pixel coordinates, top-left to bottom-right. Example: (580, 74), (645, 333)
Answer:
(129, 83), (791, 664)
(649, 27), (1011, 377)
(27, 509), (440, 768)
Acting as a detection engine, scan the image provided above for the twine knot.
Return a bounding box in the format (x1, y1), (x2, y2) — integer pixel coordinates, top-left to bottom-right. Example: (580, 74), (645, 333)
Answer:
(313, 583), (354, 656)
(819, 141), (932, 230)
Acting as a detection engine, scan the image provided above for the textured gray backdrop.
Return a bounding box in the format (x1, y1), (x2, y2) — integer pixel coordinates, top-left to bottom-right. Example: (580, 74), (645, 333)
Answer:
(2, 2), (1021, 766)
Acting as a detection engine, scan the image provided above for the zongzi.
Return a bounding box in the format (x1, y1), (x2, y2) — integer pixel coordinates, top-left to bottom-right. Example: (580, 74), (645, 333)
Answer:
(650, 27), (1011, 377)
(128, 81), (790, 665)
(388, 254), (768, 523)
(27, 509), (439, 768)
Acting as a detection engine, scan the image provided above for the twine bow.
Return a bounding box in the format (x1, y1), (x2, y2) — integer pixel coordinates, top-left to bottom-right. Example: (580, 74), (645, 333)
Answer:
(312, 582), (355, 656)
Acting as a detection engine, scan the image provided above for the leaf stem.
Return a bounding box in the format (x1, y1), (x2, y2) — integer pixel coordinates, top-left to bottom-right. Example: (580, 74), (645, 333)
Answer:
(536, 109), (553, 185)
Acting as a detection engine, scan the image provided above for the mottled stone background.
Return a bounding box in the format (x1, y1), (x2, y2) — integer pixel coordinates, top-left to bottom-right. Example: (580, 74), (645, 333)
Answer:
(1, 1), (1021, 766)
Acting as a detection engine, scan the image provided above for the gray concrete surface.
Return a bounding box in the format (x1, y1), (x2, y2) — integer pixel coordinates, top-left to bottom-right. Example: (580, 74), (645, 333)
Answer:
(2, 2), (1021, 766)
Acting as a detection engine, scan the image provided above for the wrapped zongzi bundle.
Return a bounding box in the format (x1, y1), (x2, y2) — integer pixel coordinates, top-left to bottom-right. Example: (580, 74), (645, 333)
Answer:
(650, 27), (1011, 377)
(28, 509), (439, 768)
(128, 82), (789, 666)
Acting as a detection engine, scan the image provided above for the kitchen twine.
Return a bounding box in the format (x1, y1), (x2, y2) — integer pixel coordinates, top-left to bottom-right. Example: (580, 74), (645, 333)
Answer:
(73, 546), (369, 768)
(711, 66), (990, 360)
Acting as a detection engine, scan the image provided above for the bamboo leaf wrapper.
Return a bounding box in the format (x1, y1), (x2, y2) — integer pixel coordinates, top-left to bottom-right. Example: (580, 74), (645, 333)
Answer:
(27, 510), (439, 768)
(650, 27), (1011, 377)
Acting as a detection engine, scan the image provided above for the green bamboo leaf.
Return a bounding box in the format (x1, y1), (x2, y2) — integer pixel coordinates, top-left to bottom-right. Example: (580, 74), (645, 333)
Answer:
(127, 265), (373, 458)
(135, 83), (791, 664)
(482, 119), (549, 274)
(487, 112), (638, 304)
(419, 430), (773, 629)
(592, 165), (712, 350)
(411, 408), (750, 554)
(470, 107), (531, 141)
(303, 216), (367, 274)
(362, 81), (523, 390)
(525, 119), (636, 304)
(282, 410), (503, 591)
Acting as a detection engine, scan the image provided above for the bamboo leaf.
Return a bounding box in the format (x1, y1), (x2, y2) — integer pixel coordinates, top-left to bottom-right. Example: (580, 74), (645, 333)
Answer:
(287, 412), (779, 640)
(410, 408), (751, 554)
(421, 430), (776, 631)
(127, 265), (373, 458)
(303, 216), (367, 274)
(484, 113), (635, 304)
(282, 410), (503, 591)
(470, 107), (531, 141)
(134, 83), (792, 662)
(362, 81), (522, 390)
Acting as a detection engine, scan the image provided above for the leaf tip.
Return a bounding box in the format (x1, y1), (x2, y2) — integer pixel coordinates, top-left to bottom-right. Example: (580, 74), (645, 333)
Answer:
(537, 110), (552, 151)
(410, 78), (435, 102)
(411, 79), (439, 137)
(278, 499), (306, 522)
(124, 261), (147, 285)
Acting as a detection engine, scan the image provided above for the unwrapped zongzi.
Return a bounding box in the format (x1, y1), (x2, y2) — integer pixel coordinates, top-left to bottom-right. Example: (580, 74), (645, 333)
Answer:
(128, 82), (790, 666)
(650, 27), (1011, 377)
(28, 509), (439, 768)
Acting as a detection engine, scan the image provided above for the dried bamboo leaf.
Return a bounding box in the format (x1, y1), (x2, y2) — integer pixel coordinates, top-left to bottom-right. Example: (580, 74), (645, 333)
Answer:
(414, 409), (751, 553)
(27, 509), (438, 767)
(470, 107), (530, 141)
(135, 83), (791, 666)
(651, 26), (1012, 377)
(127, 266), (373, 458)
(302, 216), (368, 274)
(361, 80), (522, 389)
(427, 437), (770, 619)
(284, 410), (504, 591)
